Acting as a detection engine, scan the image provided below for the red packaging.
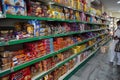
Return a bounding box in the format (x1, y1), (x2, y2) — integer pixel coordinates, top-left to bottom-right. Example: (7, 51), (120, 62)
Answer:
(41, 50), (46, 56)
(10, 67), (31, 80)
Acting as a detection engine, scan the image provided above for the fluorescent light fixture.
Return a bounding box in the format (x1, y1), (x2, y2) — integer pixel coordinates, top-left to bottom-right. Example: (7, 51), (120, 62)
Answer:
(117, 1), (120, 4)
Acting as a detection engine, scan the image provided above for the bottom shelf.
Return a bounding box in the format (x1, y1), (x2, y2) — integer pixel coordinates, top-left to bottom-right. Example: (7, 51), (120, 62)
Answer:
(59, 47), (100, 80)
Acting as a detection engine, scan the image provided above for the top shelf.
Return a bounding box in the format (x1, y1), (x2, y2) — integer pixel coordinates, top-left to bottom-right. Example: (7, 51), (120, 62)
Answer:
(0, 0), (109, 22)
(37, 0), (109, 21)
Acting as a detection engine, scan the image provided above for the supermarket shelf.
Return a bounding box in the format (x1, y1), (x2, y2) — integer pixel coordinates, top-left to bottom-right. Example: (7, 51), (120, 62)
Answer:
(5, 14), (109, 25)
(59, 47), (100, 80)
(38, 0), (83, 12)
(38, 0), (109, 21)
(32, 41), (101, 80)
(0, 33), (105, 77)
(0, 29), (106, 46)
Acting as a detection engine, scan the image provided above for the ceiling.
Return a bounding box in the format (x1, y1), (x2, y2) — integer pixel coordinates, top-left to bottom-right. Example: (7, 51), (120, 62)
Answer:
(100, 0), (120, 12)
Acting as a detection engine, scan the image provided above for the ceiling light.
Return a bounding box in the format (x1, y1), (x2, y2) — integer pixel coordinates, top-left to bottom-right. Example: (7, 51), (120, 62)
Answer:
(117, 1), (120, 4)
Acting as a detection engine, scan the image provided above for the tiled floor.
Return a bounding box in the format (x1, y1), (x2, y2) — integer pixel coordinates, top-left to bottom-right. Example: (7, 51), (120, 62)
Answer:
(69, 45), (120, 80)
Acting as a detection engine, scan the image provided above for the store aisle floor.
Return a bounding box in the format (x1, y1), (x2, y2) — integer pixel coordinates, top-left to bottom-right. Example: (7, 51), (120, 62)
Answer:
(69, 45), (119, 80)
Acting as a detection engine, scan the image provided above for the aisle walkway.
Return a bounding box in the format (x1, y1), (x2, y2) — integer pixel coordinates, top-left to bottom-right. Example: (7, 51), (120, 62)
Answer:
(69, 45), (119, 80)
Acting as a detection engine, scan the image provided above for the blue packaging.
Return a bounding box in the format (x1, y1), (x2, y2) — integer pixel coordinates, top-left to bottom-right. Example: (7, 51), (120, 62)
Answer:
(3, 0), (15, 5)
(14, 0), (25, 7)
(5, 4), (15, 15)
(49, 38), (54, 53)
(90, 16), (93, 22)
(28, 20), (40, 37)
(15, 6), (26, 15)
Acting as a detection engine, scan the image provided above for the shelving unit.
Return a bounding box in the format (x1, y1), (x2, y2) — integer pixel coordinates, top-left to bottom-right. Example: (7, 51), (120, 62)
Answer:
(0, 33), (107, 77)
(32, 40), (101, 80)
(0, 28), (107, 46)
(0, 0), (110, 80)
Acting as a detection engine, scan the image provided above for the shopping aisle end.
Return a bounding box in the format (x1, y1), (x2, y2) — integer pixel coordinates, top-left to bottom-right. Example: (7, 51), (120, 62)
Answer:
(69, 40), (119, 80)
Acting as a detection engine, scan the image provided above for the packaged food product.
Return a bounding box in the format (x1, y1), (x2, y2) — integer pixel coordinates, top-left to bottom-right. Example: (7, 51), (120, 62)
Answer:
(28, 20), (40, 37)
(42, 4), (49, 17)
(5, 4), (15, 15)
(14, 0), (25, 7)
(49, 38), (54, 52)
(0, 26), (15, 41)
(15, 6), (26, 15)
(0, 58), (10, 64)
(64, 8), (69, 19)
(10, 67), (31, 80)
(30, 63), (40, 76)
(75, 11), (80, 20)
(27, 1), (43, 17)
(1, 63), (11, 70)
(4, 0), (15, 5)
(0, 51), (9, 58)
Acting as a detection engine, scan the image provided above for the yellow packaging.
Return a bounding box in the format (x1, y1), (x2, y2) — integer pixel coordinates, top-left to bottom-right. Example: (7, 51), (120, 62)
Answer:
(75, 12), (80, 20)
(72, 47), (78, 54)
(52, 11), (56, 18)
(57, 0), (61, 3)
(76, 46), (82, 52)
(57, 12), (61, 19)
(101, 36), (104, 39)
(81, 45), (86, 49)
(71, 0), (74, 8)
(77, 0), (81, 10)
(44, 75), (49, 80)
(48, 5), (55, 18)
(72, 48), (78, 54)
(89, 41), (93, 45)
(74, 0), (77, 9)
(83, 4), (87, 12)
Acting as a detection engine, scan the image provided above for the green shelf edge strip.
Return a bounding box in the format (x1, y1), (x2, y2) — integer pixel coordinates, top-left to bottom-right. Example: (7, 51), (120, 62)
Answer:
(63, 47), (100, 80)
(0, 29), (107, 46)
(0, 33), (105, 77)
(33, 40), (101, 80)
(5, 14), (109, 25)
